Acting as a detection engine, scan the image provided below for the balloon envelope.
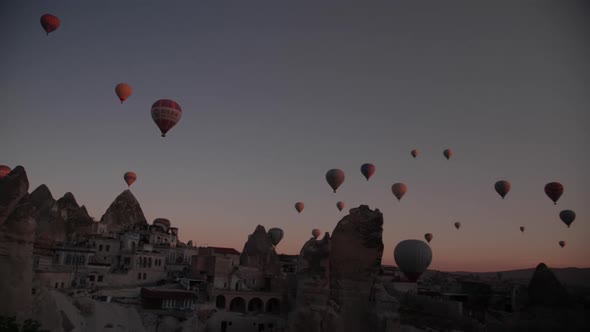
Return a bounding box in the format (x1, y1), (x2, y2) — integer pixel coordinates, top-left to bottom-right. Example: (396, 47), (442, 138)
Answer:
(312, 229), (321, 239)
(424, 233), (433, 243)
(411, 150), (418, 158)
(544, 182), (564, 205)
(559, 241), (566, 248)
(268, 228), (284, 246)
(40, 14), (60, 35)
(115, 83), (133, 103)
(124, 172), (137, 187)
(454, 222), (461, 230)
(0, 165), (11, 178)
(295, 202), (304, 213)
(336, 201), (345, 211)
(360, 163), (376, 181)
(520, 226), (525, 233)
(443, 149), (453, 160)
(392, 183), (407, 201)
(326, 169), (345, 193)
(494, 180), (511, 199)
(559, 210), (575, 228)
(151, 99), (182, 137)
(394, 240), (432, 282)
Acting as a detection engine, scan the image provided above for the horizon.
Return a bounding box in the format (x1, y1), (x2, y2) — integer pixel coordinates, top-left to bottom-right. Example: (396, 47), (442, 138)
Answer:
(2, 1), (589, 272)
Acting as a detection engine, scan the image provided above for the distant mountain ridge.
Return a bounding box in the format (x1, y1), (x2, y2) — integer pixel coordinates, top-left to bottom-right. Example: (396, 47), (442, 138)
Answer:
(448, 267), (590, 288)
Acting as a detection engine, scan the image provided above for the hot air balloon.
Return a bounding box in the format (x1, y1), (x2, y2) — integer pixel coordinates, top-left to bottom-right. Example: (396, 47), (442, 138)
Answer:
(494, 180), (511, 199)
(391, 183), (407, 201)
(424, 233), (433, 243)
(312, 229), (321, 239)
(454, 222), (461, 230)
(360, 163), (375, 181)
(520, 226), (525, 233)
(544, 182), (564, 205)
(0, 165), (11, 178)
(443, 149), (453, 160)
(394, 240), (432, 282)
(151, 99), (182, 137)
(336, 201), (345, 212)
(115, 83), (133, 104)
(559, 210), (576, 228)
(559, 241), (566, 248)
(40, 14), (60, 35)
(411, 150), (418, 158)
(268, 228), (284, 246)
(295, 202), (304, 213)
(123, 172), (137, 187)
(326, 169), (345, 193)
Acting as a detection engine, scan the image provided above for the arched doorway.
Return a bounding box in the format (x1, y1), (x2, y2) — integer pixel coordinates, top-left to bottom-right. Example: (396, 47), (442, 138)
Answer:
(266, 298), (280, 314)
(248, 297), (263, 313)
(216, 295), (226, 309)
(229, 297), (246, 313)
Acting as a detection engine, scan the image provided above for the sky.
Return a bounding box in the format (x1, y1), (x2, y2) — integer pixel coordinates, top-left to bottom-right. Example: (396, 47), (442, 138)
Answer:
(1, 0), (589, 272)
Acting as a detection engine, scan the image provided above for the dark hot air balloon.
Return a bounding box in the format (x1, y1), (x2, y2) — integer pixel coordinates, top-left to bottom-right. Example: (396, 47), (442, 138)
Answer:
(454, 222), (461, 230)
(411, 150), (418, 158)
(40, 14), (60, 35)
(392, 183), (407, 201)
(394, 240), (432, 282)
(123, 172), (137, 187)
(295, 202), (304, 213)
(0, 165), (11, 178)
(336, 201), (345, 211)
(115, 83), (133, 104)
(360, 163), (375, 181)
(494, 180), (511, 199)
(544, 182), (564, 205)
(559, 210), (576, 228)
(268, 228), (284, 246)
(326, 169), (345, 193)
(424, 233), (433, 243)
(443, 149), (453, 160)
(151, 99), (182, 137)
(559, 241), (566, 248)
(520, 226), (525, 233)
(312, 229), (321, 239)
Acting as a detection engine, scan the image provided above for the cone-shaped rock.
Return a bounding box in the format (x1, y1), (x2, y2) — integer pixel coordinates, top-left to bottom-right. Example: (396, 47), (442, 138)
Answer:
(528, 263), (570, 307)
(99, 190), (147, 232)
(0, 166), (29, 225)
(240, 225), (280, 274)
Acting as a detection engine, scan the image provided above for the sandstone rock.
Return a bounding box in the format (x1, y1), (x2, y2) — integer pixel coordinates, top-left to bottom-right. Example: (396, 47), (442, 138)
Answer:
(240, 225), (280, 274)
(294, 234), (331, 307)
(528, 263), (570, 307)
(99, 190), (147, 232)
(0, 193), (36, 320)
(0, 165), (29, 225)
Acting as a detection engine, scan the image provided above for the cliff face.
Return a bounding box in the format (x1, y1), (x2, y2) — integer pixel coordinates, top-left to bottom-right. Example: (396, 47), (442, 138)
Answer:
(288, 205), (399, 332)
(0, 166), (35, 320)
(528, 263), (571, 307)
(240, 225), (281, 274)
(99, 190), (147, 232)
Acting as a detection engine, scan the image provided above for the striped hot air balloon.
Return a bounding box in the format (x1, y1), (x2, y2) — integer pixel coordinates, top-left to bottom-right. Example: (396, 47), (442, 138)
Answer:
(151, 99), (182, 137)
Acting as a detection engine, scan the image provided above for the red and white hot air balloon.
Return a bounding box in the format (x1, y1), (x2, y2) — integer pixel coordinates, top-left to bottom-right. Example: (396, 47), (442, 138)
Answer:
(151, 99), (182, 137)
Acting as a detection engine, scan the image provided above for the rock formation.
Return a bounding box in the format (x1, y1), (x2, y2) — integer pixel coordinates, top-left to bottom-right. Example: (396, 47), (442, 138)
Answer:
(0, 166), (35, 320)
(240, 224), (281, 275)
(528, 262), (570, 307)
(99, 190), (147, 232)
(288, 205), (400, 332)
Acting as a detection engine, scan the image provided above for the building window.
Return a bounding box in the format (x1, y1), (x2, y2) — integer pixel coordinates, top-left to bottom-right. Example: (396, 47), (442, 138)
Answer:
(65, 254), (72, 265)
(54, 254), (60, 264)
(61, 282), (64, 288)
(106, 245), (110, 252)
(143, 273), (147, 280)
(98, 275), (104, 282)
(32, 288), (36, 295)
(138, 273), (142, 280)
(99, 245), (103, 251)
(89, 275), (95, 282)
(55, 283), (58, 289)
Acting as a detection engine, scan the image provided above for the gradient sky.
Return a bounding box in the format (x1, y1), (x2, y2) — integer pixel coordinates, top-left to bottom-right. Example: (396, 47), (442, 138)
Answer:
(2, 1), (589, 272)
